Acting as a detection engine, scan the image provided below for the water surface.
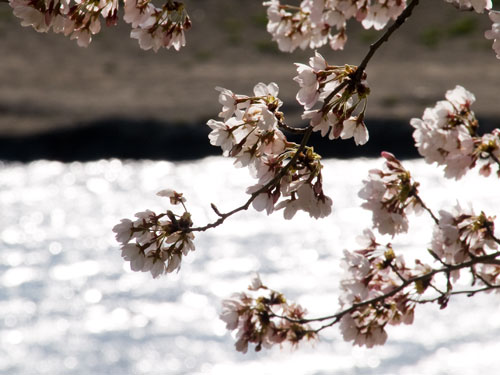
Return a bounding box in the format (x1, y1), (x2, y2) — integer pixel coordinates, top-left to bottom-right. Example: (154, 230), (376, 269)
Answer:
(0, 157), (499, 374)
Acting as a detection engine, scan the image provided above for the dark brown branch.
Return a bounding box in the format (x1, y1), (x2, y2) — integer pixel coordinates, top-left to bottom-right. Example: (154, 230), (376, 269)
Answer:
(353, 0), (420, 82)
(192, 0), (423, 234)
(321, 0), (420, 112)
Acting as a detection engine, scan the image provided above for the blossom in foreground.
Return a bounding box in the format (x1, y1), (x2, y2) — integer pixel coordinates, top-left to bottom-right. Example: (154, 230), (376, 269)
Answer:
(431, 204), (497, 268)
(411, 85), (500, 179)
(296, 52), (370, 145)
(9, 0), (107, 47)
(220, 274), (317, 353)
(339, 230), (417, 347)
(112, 189), (194, 278)
(411, 86), (475, 179)
(9, 0), (191, 50)
(359, 152), (422, 236)
(264, 0), (499, 61)
(127, 0), (191, 52)
(207, 82), (332, 219)
(263, 0), (407, 53)
(341, 116), (369, 146)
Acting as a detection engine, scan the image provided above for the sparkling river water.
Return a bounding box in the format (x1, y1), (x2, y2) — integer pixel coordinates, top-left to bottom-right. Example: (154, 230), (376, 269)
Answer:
(1, 157), (500, 374)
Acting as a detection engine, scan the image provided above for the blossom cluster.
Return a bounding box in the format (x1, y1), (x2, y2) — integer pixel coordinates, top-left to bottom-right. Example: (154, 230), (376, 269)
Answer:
(296, 52), (370, 145)
(9, 0), (191, 50)
(263, 0), (407, 52)
(339, 230), (419, 347)
(220, 274), (317, 353)
(112, 189), (194, 278)
(411, 86), (500, 179)
(126, 0), (191, 52)
(265, 1), (500, 59)
(207, 82), (333, 219)
(486, 10), (500, 59)
(359, 151), (422, 236)
(431, 204), (497, 267)
(428, 204), (500, 303)
(444, 0), (492, 12)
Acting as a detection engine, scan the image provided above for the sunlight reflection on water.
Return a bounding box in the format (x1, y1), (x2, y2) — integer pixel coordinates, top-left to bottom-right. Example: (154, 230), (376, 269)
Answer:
(0, 157), (500, 374)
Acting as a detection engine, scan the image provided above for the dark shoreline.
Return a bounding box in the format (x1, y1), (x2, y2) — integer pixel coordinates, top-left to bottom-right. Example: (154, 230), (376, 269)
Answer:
(0, 117), (498, 162)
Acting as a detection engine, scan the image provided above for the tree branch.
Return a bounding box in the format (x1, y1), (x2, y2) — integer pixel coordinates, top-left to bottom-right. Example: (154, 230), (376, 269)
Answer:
(321, 0), (420, 110)
(191, 0), (423, 235)
(488, 150), (500, 169)
(277, 120), (310, 134)
(272, 249), (500, 327)
(353, 0), (420, 82)
(414, 193), (440, 225)
(190, 127), (313, 232)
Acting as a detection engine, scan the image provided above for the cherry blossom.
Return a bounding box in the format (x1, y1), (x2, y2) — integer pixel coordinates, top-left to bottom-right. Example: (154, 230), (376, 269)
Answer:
(157, 188), (186, 205)
(18, 0), (500, 354)
(294, 51), (327, 110)
(341, 116), (369, 146)
(10, 0), (51, 32)
(412, 86), (500, 179)
(338, 230), (416, 347)
(123, 0), (154, 28)
(475, 129), (500, 177)
(219, 275), (316, 353)
(431, 204), (497, 267)
(359, 152), (422, 236)
(362, 1), (406, 30)
(410, 86), (476, 179)
(8, 0), (190, 50)
(485, 10), (500, 59)
(263, 0), (408, 53)
(207, 82), (332, 219)
(112, 190), (195, 278)
(444, 0), (492, 12)
(126, 0), (191, 52)
(295, 52), (370, 145)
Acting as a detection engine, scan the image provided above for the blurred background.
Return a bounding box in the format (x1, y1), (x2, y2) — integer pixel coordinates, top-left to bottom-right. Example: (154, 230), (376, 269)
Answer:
(1, 2), (500, 374)
(0, 0), (499, 161)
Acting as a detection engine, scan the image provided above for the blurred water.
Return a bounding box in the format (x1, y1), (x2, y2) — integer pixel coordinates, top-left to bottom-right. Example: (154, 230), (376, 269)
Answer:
(0, 157), (499, 375)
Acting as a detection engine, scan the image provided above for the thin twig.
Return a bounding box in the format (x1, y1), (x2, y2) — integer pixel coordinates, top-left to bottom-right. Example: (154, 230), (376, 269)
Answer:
(321, 0), (419, 114)
(414, 194), (440, 225)
(353, 0), (420, 82)
(321, 80), (350, 112)
(414, 283), (500, 303)
(192, 0), (422, 233)
(277, 120), (310, 134)
(390, 263), (408, 283)
(271, 250), (500, 326)
(190, 127), (313, 232)
(488, 151), (500, 169)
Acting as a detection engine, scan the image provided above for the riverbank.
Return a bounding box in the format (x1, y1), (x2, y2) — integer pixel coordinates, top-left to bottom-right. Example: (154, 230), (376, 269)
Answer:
(0, 1), (498, 142)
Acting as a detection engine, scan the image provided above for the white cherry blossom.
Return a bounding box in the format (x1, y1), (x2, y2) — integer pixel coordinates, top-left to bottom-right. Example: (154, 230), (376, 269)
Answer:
(485, 11), (500, 59)
(444, 0), (492, 12)
(341, 117), (369, 145)
(411, 86), (477, 179)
